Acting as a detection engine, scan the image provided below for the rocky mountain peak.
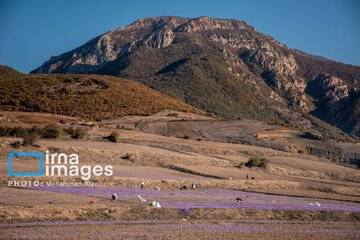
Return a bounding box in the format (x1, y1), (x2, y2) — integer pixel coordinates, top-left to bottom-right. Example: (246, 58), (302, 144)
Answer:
(31, 16), (360, 137)
(144, 28), (175, 49)
(174, 16), (253, 32)
(119, 16), (188, 32)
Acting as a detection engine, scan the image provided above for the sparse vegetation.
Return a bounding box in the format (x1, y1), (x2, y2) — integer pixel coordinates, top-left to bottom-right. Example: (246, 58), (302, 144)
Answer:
(22, 134), (39, 146)
(0, 125), (88, 143)
(10, 140), (21, 148)
(0, 126), (28, 137)
(65, 127), (87, 139)
(109, 132), (120, 143)
(0, 67), (201, 120)
(167, 112), (179, 117)
(245, 157), (269, 169)
(131, 50), (280, 121)
(42, 124), (63, 139)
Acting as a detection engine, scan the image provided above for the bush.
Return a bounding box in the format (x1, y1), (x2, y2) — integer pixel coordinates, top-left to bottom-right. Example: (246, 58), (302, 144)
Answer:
(0, 126), (40, 138)
(167, 112), (179, 117)
(0, 126), (11, 136)
(183, 135), (190, 139)
(22, 134), (39, 146)
(42, 124), (63, 139)
(10, 140), (21, 148)
(29, 125), (42, 136)
(66, 127), (87, 139)
(12, 127), (28, 137)
(108, 132), (119, 143)
(245, 157), (269, 169)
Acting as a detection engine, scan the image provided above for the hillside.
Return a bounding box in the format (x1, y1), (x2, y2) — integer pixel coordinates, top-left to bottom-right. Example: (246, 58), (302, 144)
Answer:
(0, 65), (24, 78)
(0, 66), (202, 119)
(31, 16), (360, 137)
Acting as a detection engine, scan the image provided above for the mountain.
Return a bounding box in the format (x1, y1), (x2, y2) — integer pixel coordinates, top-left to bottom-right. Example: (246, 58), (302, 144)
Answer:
(0, 66), (202, 119)
(31, 16), (360, 137)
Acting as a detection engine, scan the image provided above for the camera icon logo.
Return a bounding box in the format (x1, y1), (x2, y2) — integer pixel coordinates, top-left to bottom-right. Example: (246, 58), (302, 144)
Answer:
(8, 151), (44, 177)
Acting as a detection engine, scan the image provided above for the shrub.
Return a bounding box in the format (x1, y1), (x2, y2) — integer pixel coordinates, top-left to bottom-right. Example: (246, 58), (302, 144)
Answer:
(11, 127), (27, 137)
(42, 124), (63, 139)
(0, 126), (12, 136)
(22, 134), (39, 146)
(108, 132), (119, 143)
(29, 125), (42, 136)
(66, 127), (87, 139)
(245, 157), (269, 169)
(0, 126), (28, 137)
(167, 112), (179, 117)
(183, 135), (190, 139)
(0, 126), (40, 138)
(11, 140), (21, 148)
(72, 128), (87, 139)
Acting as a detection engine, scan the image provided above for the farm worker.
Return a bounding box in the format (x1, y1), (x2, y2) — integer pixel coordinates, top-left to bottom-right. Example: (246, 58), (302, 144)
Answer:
(191, 183), (196, 189)
(150, 200), (156, 207)
(236, 198), (243, 204)
(141, 181), (145, 190)
(112, 193), (117, 201)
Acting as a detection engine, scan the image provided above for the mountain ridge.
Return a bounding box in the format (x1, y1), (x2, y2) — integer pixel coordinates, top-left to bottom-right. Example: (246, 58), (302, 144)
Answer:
(31, 16), (360, 137)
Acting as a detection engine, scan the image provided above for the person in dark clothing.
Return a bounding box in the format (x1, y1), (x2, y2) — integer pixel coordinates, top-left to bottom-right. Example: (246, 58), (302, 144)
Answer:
(112, 193), (117, 201)
(140, 181), (145, 190)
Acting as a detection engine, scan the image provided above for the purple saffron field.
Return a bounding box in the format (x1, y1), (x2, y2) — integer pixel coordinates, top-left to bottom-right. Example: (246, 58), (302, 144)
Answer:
(28, 186), (360, 212)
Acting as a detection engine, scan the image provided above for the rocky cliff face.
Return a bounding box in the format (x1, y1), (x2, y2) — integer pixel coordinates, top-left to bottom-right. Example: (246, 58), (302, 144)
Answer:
(315, 75), (350, 112)
(32, 16), (360, 137)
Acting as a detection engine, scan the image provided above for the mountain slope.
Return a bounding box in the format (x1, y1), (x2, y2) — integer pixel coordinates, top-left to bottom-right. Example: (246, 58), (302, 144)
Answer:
(0, 66), (202, 119)
(31, 16), (360, 137)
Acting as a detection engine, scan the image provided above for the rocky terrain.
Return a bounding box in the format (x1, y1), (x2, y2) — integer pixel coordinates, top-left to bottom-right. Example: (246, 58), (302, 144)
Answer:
(31, 16), (360, 137)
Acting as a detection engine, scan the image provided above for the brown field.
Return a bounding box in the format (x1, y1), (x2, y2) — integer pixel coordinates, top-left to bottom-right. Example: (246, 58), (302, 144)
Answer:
(0, 111), (359, 239)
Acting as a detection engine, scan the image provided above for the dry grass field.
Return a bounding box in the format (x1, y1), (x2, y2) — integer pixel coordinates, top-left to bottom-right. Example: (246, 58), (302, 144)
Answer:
(0, 111), (359, 239)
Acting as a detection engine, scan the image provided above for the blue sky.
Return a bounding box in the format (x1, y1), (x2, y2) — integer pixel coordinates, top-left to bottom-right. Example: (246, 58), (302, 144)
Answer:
(0, 0), (359, 73)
